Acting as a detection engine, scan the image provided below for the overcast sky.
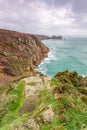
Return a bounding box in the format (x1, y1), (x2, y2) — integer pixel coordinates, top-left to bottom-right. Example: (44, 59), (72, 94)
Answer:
(0, 0), (87, 35)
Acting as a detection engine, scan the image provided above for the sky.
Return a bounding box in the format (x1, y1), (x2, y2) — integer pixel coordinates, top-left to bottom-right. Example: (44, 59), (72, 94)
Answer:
(0, 0), (87, 35)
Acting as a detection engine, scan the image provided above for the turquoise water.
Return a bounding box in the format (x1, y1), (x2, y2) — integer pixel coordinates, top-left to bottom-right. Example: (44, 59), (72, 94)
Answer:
(37, 36), (87, 76)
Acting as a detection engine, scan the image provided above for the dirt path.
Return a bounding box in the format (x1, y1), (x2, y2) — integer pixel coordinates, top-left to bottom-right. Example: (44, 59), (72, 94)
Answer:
(20, 76), (51, 114)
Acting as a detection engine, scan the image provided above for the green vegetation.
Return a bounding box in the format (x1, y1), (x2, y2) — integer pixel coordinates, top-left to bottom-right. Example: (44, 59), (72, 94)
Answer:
(37, 89), (57, 112)
(0, 70), (87, 130)
(0, 81), (26, 130)
(27, 81), (36, 86)
(39, 71), (87, 130)
(40, 76), (46, 87)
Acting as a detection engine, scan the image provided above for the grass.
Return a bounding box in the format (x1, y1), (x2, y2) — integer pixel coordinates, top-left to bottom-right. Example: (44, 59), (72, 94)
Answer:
(50, 77), (61, 87)
(27, 81), (36, 86)
(0, 81), (25, 130)
(64, 107), (87, 130)
(0, 71), (87, 130)
(40, 76), (46, 87)
(36, 89), (57, 112)
(38, 71), (87, 130)
(39, 93), (87, 130)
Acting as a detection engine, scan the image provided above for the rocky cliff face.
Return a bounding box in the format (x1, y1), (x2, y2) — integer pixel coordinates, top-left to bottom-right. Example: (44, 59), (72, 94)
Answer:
(0, 29), (49, 82)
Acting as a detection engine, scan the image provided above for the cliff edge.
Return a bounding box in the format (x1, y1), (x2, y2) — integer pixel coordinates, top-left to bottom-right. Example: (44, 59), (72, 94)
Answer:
(0, 29), (49, 83)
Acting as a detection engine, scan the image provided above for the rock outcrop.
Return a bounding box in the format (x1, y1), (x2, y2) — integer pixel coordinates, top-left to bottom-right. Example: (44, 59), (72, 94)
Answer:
(0, 71), (87, 130)
(0, 29), (49, 82)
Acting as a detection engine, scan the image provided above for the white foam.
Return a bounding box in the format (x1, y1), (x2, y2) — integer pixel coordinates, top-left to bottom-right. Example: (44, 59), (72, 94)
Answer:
(37, 65), (48, 75)
(37, 48), (57, 75)
(41, 49), (57, 65)
(81, 75), (87, 77)
(38, 48), (57, 67)
(48, 48), (57, 60)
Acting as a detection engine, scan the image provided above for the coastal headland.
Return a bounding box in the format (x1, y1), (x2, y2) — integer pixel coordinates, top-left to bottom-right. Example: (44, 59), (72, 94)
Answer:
(0, 29), (87, 130)
(0, 29), (49, 83)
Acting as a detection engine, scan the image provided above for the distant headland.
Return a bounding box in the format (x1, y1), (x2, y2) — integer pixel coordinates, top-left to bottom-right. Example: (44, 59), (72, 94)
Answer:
(35, 34), (63, 40)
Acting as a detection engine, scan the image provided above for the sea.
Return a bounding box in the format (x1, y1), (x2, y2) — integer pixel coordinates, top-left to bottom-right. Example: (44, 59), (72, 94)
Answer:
(37, 36), (87, 77)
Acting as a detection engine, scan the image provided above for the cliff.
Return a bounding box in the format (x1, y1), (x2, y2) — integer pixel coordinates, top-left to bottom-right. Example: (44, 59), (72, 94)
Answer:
(35, 35), (50, 40)
(0, 29), (49, 82)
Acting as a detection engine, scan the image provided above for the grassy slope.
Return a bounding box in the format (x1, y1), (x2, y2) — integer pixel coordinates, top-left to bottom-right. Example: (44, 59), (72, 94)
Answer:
(0, 71), (87, 130)
(0, 81), (27, 130)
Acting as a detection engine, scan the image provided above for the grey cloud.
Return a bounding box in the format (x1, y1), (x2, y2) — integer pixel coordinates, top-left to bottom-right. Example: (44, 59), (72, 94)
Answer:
(46, 0), (87, 29)
(0, 0), (87, 35)
(44, 0), (87, 13)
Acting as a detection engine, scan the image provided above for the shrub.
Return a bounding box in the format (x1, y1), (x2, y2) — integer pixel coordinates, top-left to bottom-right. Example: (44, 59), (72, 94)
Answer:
(81, 95), (87, 104)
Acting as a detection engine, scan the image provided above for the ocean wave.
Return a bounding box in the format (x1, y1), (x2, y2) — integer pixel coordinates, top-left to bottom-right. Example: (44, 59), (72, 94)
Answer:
(37, 48), (57, 75)
(81, 75), (87, 77)
(38, 48), (57, 67)
(37, 65), (48, 75)
(47, 48), (57, 60)
(38, 38), (87, 77)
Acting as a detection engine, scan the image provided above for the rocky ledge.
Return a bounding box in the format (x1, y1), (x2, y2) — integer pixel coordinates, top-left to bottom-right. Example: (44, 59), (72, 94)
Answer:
(0, 29), (49, 83)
